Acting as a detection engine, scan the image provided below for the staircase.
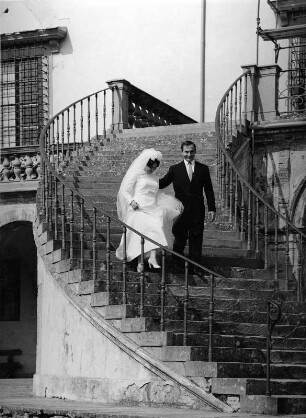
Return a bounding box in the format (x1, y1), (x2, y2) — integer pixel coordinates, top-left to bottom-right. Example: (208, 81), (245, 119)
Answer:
(35, 122), (306, 414)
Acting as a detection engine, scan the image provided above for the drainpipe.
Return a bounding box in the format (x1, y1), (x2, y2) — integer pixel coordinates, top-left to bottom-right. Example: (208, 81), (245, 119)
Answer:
(200, 0), (206, 122)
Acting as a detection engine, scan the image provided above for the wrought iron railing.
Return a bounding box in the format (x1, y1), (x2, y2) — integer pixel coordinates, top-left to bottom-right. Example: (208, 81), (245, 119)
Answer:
(37, 80), (301, 397)
(38, 85), (224, 362)
(215, 70), (306, 302)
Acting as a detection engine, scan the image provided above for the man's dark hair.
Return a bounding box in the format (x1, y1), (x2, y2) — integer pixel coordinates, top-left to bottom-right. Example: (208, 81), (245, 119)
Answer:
(181, 140), (196, 152)
(147, 158), (160, 168)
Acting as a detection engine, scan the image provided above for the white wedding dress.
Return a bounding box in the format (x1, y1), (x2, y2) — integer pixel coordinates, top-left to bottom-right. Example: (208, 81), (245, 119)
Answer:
(116, 171), (182, 262)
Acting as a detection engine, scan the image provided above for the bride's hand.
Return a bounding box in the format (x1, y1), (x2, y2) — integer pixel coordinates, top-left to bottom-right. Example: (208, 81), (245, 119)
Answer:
(130, 200), (139, 210)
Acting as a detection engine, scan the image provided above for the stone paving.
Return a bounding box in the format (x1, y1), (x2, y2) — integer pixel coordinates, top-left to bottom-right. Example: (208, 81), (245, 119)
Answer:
(0, 379), (305, 418)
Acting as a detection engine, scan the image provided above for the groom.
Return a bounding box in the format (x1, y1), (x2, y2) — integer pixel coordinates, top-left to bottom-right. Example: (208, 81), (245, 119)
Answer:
(159, 140), (216, 271)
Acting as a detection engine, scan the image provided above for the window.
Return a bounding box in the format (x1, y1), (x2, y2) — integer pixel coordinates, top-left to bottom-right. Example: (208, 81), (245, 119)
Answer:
(1, 45), (49, 148)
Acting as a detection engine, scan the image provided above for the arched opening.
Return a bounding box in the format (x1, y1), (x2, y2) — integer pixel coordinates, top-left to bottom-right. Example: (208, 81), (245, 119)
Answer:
(0, 221), (37, 377)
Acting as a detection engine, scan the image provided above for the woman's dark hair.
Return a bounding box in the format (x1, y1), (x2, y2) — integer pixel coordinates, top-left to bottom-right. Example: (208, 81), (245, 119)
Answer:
(147, 158), (160, 168)
(181, 140), (196, 152)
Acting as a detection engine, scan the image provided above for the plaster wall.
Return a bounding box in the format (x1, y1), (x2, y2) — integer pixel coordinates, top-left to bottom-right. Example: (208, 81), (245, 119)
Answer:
(34, 253), (161, 402)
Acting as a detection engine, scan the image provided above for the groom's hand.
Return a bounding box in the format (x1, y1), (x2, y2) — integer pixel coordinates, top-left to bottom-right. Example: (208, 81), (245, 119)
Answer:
(208, 211), (216, 222)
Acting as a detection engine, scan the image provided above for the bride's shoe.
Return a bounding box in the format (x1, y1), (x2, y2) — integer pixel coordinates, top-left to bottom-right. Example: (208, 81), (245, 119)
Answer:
(148, 259), (161, 269)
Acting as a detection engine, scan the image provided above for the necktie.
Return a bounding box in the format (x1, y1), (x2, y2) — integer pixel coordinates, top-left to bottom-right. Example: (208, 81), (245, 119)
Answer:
(187, 162), (193, 181)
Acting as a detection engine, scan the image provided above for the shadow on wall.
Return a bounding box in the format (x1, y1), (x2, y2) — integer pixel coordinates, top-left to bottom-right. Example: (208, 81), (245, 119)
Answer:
(0, 221), (37, 378)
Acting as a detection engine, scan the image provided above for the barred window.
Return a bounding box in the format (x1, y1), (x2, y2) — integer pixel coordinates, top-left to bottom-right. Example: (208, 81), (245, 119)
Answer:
(1, 45), (49, 148)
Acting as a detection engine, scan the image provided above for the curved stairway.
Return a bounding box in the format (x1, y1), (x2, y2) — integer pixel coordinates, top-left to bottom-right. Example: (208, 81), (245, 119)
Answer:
(35, 123), (306, 414)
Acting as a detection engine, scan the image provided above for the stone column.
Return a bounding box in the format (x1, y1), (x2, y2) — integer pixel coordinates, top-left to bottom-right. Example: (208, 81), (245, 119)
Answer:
(241, 64), (282, 123)
(106, 79), (131, 132)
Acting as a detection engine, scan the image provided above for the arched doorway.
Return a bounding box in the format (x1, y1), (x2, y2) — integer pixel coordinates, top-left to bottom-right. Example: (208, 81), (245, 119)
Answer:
(0, 221), (37, 377)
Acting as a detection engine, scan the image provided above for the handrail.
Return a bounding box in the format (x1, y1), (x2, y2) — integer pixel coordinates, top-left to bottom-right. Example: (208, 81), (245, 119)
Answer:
(215, 71), (306, 237)
(39, 97), (223, 279)
(215, 70), (306, 299)
(38, 83), (226, 370)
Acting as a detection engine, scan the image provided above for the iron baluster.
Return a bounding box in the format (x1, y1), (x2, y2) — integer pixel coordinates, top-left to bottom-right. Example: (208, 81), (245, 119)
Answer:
(274, 214), (279, 282)
(95, 93), (99, 141)
(229, 88), (233, 139)
(297, 234), (303, 303)
(264, 206), (269, 269)
(122, 226), (127, 305)
(208, 274), (215, 362)
(54, 177), (58, 240)
(234, 173), (238, 229)
(183, 261), (189, 346)
(218, 142), (222, 194)
(285, 225), (290, 291)
(87, 97), (91, 146)
(255, 197), (260, 257)
(239, 77), (242, 130)
(61, 113), (65, 162)
(244, 72), (248, 126)
(229, 166), (234, 223)
(80, 100), (84, 146)
(139, 237), (145, 317)
(41, 160), (46, 216)
(46, 127), (51, 164)
(160, 249), (166, 332)
(73, 104), (76, 152)
(103, 90), (106, 139)
(69, 190), (74, 259)
(80, 199), (84, 269)
(61, 183), (66, 249)
(67, 108), (70, 157)
(234, 82), (238, 128)
(45, 166), (50, 224)
(240, 183), (245, 241)
(222, 103), (226, 145)
(221, 154), (226, 206)
(247, 189), (252, 250)
(51, 121), (56, 167)
(92, 207), (97, 282)
(224, 162), (229, 213)
(111, 87), (115, 132)
(225, 94), (229, 146)
(56, 116), (60, 168)
(266, 300), (282, 396)
(106, 216), (111, 292)
(48, 172), (53, 227)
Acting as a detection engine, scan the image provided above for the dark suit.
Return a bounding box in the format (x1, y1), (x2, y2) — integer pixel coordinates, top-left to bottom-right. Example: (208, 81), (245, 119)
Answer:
(159, 160), (216, 264)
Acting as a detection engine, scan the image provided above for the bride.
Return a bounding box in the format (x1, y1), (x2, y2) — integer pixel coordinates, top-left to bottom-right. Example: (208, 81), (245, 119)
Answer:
(116, 148), (183, 271)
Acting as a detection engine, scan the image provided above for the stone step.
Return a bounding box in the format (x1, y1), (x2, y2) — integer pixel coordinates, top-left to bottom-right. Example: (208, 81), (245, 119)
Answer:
(40, 226), (244, 242)
(245, 378), (306, 396)
(87, 280), (289, 302)
(94, 303), (134, 319)
(92, 299), (300, 325)
(164, 361), (306, 380)
(124, 331), (306, 351)
(64, 149), (218, 165)
(108, 317), (306, 339)
(210, 377), (306, 397)
(110, 233), (247, 249)
(277, 395), (306, 414)
(145, 346), (306, 363)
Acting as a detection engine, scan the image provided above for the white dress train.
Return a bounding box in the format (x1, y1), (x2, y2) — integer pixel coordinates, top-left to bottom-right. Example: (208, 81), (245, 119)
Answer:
(116, 171), (182, 262)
